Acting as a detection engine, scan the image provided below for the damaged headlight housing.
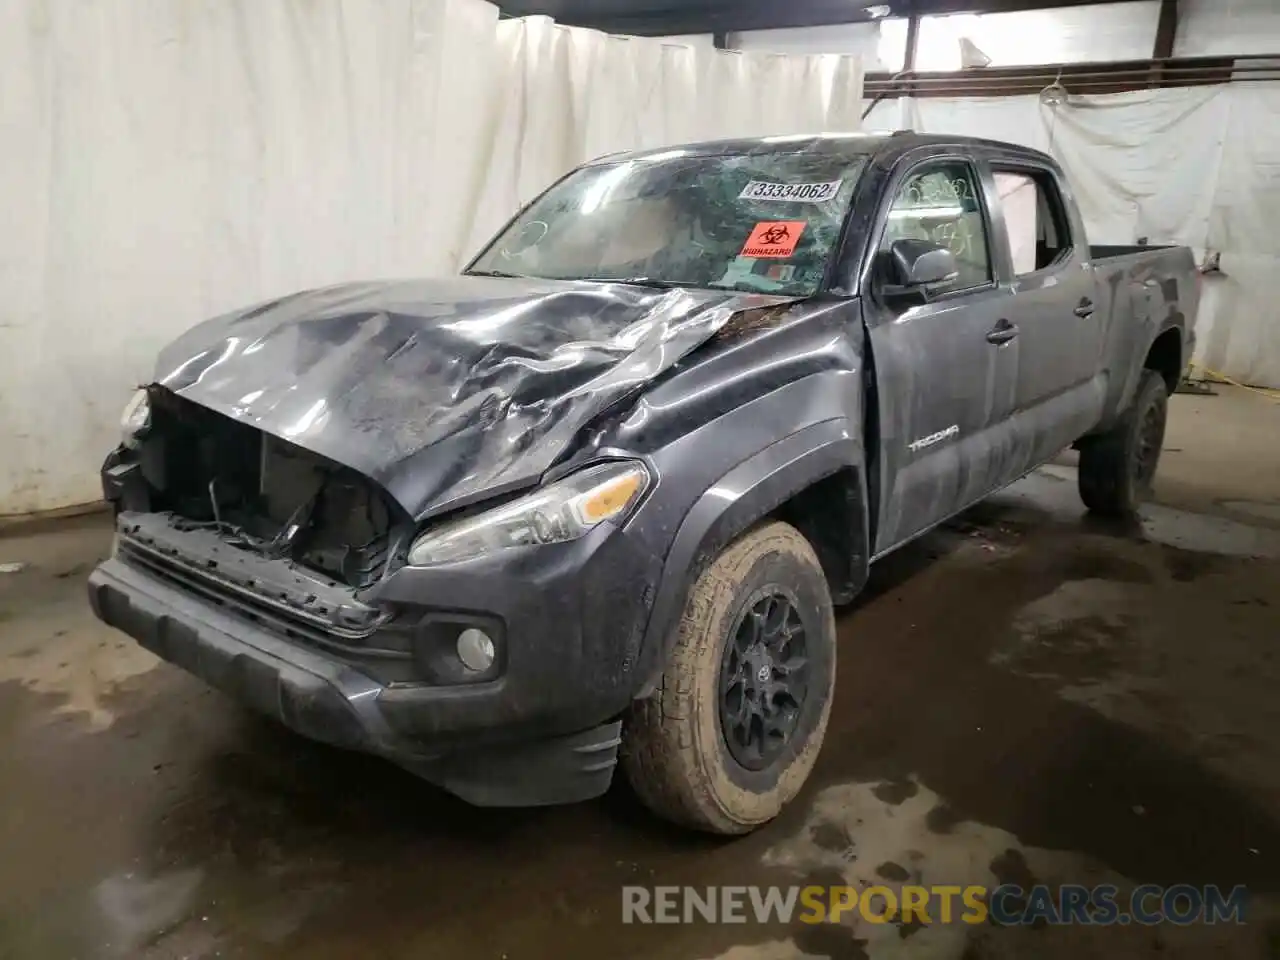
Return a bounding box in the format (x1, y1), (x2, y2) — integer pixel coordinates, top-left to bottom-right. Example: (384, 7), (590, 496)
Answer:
(407, 461), (650, 567)
(120, 389), (151, 447)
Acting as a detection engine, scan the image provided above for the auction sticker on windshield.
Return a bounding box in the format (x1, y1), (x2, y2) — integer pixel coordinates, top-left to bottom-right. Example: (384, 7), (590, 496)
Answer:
(739, 180), (842, 202)
(741, 221), (806, 258)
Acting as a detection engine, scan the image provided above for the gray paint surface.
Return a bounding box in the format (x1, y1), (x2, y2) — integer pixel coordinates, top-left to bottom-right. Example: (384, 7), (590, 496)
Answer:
(94, 132), (1200, 794)
(155, 276), (787, 521)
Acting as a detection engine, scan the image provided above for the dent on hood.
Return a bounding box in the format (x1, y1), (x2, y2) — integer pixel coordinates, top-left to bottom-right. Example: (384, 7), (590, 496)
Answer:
(152, 277), (781, 520)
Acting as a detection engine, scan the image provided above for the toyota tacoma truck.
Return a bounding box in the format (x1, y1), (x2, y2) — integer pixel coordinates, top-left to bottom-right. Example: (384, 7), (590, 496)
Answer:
(89, 133), (1198, 834)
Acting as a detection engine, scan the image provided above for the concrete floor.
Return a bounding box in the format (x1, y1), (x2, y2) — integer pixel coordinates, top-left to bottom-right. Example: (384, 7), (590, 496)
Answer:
(0, 385), (1278, 960)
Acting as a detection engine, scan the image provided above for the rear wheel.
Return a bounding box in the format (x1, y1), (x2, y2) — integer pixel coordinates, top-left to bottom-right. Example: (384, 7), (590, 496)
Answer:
(1078, 369), (1169, 517)
(621, 522), (836, 835)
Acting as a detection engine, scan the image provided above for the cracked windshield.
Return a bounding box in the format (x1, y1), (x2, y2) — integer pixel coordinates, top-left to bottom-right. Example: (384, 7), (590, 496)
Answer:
(470, 150), (867, 296)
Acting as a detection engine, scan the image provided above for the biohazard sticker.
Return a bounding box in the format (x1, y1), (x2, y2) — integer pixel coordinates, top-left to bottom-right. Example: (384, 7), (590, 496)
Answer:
(739, 180), (842, 203)
(741, 221), (806, 258)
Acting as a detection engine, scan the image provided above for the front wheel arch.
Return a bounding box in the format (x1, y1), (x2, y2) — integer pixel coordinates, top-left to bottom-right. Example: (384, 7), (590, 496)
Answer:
(634, 422), (867, 698)
(622, 520), (837, 833)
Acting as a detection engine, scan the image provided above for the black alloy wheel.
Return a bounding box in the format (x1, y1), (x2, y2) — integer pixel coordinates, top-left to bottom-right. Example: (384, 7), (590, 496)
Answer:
(1078, 369), (1169, 517)
(718, 588), (810, 772)
(1133, 396), (1167, 490)
(621, 521), (836, 834)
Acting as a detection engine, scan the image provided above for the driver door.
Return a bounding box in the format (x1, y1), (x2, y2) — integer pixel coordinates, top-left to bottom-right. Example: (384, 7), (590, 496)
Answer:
(864, 154), (1018, 555)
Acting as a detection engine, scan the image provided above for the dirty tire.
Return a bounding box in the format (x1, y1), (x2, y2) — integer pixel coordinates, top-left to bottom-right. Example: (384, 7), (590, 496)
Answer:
(621, 522), (836, 835)
(1078, 369), (1169, 517)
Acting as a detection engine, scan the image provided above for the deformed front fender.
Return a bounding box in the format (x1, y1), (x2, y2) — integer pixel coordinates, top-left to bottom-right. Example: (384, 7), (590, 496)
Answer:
(633, 419), (866, 697)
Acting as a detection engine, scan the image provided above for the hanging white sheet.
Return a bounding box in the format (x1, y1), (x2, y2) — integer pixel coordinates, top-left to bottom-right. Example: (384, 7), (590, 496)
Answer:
(0, 0), (863, 514)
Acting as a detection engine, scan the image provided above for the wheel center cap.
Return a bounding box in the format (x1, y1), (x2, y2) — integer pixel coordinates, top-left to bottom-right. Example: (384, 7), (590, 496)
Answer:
(719, 588), (811, 773)
(746, 646), (774, 688)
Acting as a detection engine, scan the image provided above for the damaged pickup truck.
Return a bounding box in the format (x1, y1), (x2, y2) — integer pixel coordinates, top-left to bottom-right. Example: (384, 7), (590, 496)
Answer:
(90, 133), (1198, 834)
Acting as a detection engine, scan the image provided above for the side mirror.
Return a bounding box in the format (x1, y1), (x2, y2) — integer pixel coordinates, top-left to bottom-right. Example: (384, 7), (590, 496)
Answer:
(890, 238), (960, 287)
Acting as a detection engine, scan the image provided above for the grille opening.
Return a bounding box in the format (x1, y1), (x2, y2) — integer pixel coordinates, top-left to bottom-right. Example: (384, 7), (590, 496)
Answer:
(139, 389), (412, 590)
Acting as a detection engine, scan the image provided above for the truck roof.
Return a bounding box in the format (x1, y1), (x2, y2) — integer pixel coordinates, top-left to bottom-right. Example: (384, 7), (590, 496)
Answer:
(594, 131), (1056, 169)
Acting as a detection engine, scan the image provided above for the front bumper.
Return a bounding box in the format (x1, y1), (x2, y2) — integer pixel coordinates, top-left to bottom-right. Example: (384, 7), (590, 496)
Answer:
(88, 514), (662, 806)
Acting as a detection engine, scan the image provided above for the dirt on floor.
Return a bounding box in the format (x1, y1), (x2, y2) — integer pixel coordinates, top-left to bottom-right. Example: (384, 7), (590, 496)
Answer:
(0, 386), (1277, 960)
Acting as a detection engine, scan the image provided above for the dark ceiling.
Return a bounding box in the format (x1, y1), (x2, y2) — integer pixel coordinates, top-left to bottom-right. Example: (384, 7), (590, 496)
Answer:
(495, 0), (1139, 36)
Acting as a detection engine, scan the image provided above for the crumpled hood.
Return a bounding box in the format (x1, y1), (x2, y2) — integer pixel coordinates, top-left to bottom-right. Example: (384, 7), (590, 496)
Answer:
(154, 275), (783, 520)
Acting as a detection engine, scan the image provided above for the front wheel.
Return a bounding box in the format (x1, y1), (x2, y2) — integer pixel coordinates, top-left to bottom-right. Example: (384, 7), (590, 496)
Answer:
(1078, 369), (1169, 517)
(621, 522), (836, 835)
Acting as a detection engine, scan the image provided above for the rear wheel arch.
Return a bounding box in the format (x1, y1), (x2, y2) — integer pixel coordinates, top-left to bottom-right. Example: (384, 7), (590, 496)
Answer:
(1078, 368), (1169, 516)
(1144, 326), (1183, 394)
(1085, 323), (1184, 441)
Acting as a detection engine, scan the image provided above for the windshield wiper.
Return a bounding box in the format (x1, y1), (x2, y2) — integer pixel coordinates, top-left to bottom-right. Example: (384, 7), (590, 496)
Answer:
(471, 272), (732, 291)
(466, 269), (531, 279)
(574, 277), (717, 290)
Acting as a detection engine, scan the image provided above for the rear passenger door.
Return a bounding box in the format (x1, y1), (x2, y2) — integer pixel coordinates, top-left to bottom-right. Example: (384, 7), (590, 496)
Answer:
(863, 153), (1018, 555)
(978, 158), (1106, 472)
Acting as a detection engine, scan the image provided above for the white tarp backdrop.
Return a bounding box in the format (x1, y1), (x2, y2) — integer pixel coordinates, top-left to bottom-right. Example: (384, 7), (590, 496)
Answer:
(864, 85), (1280, 392)
(466, 16), (863, 255)
(5, 0), (1278, 518)
(0, 0), (863, 515)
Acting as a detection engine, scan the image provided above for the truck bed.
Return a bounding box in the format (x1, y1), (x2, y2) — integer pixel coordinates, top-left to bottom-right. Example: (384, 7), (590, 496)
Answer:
(1086, 242), (1199, 422)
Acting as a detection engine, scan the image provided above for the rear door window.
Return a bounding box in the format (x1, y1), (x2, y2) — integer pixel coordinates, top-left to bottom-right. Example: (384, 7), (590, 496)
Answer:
(992, 169), (1074, 276)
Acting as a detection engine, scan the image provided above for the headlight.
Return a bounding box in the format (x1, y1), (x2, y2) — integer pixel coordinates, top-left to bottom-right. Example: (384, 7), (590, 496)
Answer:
(407, 461), (650, 567)
(120, 389), (151, 446)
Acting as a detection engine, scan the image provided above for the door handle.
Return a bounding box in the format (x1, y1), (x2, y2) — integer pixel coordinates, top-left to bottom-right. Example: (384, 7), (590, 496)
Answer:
(986, 320), (1019, 345)
(1074, 299), (1094, 318)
